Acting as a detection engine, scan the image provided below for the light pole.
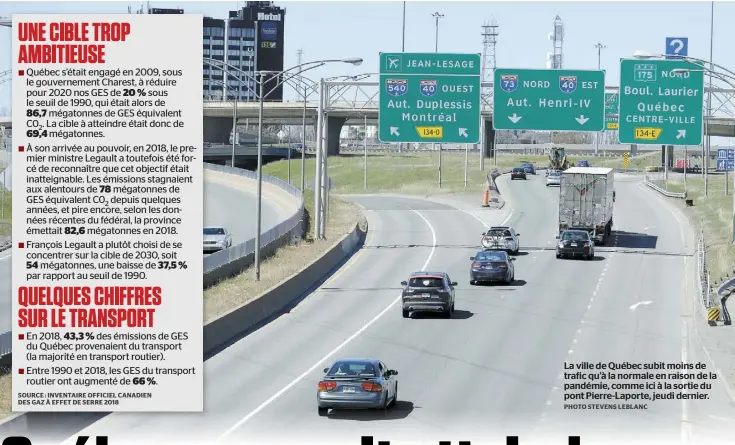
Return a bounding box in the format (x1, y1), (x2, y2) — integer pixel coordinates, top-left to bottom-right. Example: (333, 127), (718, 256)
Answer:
(402, 2), (407, 52)
(364, 114), (368, 190)
(432, 12), (444, 187)
(594, 42), (606, 155)
(674, 66), (735, 244)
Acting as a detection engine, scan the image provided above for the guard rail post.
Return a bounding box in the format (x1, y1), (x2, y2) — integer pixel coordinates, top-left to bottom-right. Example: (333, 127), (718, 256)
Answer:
(722, 294), (732, 325)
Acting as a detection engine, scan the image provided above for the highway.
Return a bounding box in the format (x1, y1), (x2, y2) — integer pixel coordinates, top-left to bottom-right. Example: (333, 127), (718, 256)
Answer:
(0, 171), (292, 335)
(62, 171), (731, 444)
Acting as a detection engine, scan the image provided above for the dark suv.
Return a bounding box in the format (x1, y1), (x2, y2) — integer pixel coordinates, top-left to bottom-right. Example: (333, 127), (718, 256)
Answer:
(400, 272), (457, 318)
(510, 167), (527, 180)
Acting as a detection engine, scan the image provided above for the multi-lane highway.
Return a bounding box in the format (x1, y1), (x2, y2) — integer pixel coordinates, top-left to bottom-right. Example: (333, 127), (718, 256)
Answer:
(63, 170), (732, 444)
(0, 170), (293, 335)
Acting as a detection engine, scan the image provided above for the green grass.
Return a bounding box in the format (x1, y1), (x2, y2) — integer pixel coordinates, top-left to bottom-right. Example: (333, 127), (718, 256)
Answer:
(263, 152), (631, 195)
(654, 175), (735, 282)
(0, 189), (9, 236)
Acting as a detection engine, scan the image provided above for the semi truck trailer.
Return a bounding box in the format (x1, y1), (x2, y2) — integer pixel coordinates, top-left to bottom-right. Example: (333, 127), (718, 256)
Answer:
(558, 167), (616, 245)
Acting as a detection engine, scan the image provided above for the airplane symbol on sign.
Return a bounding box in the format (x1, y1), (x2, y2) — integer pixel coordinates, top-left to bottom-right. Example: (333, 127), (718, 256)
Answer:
(388, 58), (399, 68)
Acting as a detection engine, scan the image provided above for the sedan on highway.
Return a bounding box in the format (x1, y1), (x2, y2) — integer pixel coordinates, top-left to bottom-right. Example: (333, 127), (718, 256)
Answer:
(556, 229), (595, 260)
(510, 167), (527, 180)
(546, 170), (562, 186)
(481, 226), (520, 254)
(400, 272), (457, 318)
(521, 162), (536, 175)
(317, 358), (398, 416)
(203, 227), (232, 253)
(470, 250), (515, 285)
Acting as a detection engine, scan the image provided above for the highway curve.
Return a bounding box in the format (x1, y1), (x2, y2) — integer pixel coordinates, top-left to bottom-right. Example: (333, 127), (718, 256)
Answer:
(62, 171), (731, 444)
(0, 170), (293, 335)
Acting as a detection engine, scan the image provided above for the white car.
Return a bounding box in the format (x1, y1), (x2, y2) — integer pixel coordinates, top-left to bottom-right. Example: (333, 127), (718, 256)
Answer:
(481, 226), (520, 254)
(203, 227), (232, 253)
(546, 170), (562, 186)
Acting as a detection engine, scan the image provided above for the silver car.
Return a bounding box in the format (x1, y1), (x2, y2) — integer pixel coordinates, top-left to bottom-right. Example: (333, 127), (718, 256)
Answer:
(546, 170), (562, 186)
(481, 226), (520, 254)
(317, 358), (398, 416)
(203, 227), (232, 253)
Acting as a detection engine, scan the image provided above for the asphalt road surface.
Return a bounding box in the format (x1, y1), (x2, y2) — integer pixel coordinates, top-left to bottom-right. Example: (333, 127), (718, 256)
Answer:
(0, 173), (291, 334)
(60, 171), (733, 444)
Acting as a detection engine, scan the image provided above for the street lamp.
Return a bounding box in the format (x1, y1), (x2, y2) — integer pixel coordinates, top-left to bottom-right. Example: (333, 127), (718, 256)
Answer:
(674, 66), (735, 244)
(593, 43), (606, 155)
(253, 57), (363, 280)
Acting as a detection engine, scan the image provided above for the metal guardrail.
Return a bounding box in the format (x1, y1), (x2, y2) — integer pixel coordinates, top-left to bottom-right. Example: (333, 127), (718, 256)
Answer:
(203, 163), (304, 275)
(0, 163), (305, 363)
(698, 227), (714, 310)
(642, 175), (687, 199)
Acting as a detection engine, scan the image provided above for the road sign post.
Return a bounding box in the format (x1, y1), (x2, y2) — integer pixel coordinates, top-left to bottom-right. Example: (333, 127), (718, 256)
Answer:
(618, 59), (704, 146)
(378, 52), (481, 144)
(605, 92), (619, 131)
(492, 68), (605, 131)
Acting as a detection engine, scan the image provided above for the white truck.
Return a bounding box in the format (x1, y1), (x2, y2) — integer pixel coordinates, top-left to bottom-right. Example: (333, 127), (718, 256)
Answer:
(558, 167), (616, 245)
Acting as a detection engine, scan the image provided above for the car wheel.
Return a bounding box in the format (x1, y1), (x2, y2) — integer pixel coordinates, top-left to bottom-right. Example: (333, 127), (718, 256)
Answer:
(402, 309), (410, 318)
(470, 279), (475, 285)
(318, 407), (328, 417)
(556, 253), (562, 259)
(392, 383), (398, 407)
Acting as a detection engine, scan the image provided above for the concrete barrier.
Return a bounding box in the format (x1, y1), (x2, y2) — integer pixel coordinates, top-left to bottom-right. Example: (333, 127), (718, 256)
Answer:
(0, 220), (368, 440)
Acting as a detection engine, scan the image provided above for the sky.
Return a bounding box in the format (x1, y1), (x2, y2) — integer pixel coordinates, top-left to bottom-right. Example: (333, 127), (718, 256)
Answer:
(1, 0), (735, 131)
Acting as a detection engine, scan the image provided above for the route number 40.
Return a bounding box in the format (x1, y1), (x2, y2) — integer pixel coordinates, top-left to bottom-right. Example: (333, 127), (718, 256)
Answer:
(3, 437), (108, 445)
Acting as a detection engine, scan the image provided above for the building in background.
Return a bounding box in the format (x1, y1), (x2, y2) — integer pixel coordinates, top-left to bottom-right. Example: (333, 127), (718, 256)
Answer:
(150, 1), (286, 102)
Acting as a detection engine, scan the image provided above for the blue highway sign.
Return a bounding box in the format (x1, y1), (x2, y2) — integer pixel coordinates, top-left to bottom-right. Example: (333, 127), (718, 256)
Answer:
(716, 159), (734, 171)
(665, 37), (689, 59)
(716, 148), (735, 160)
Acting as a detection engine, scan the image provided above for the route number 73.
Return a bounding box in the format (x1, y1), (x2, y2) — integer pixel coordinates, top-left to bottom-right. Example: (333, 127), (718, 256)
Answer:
(3, 437), (108, 445)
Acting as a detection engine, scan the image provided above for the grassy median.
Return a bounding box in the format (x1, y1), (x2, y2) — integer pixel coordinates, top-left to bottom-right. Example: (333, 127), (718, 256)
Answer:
(262, 151), (635, 195)
(653, 175), (735, 282)
(0, 189), (9, 236)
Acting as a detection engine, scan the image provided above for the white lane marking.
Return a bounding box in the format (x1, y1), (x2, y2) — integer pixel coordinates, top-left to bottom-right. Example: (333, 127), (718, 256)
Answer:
(628, 301), (653, 311)
(0, 250), (10, 262)
(499, 209), (514, 226)
(215, 208), (438, 441)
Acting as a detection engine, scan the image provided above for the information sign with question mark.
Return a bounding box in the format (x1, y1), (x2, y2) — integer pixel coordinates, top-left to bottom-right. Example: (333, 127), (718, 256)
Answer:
(665, 37), (689, 59)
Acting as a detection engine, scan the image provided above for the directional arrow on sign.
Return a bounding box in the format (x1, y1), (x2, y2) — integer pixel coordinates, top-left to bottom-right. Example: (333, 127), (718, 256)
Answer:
(390, 127), (400, 136)
(508, 113), (522, 124)
(676, 129), (686, 139)
(459, 128), (468, 137)
(575, 115), (589, 125)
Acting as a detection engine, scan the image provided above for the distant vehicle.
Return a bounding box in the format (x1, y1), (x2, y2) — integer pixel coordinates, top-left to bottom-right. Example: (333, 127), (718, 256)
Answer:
(290, 143), (305, 151)
(577, 160), (591, 167)
(556, 229), (595, 260)
(558, 167), (615, 245)
(203, 227), (232, 253)
(549, 147), (571, 171)
(400, 272), (457, 318)
(546, 170), (562, 186)
(520, 162), (536, 175)
(510, 167), (527, 180)
(481, 226), (520, 254)
(469, 250), (515, 285)
(317, 358), (398, 416)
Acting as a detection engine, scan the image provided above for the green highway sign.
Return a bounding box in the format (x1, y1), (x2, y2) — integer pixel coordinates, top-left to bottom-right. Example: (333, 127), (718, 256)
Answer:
(492, 68), (606, 131)
(605, 92), (619, 131)
(378, 52), (481, 144)
(618, 59), (704, 145)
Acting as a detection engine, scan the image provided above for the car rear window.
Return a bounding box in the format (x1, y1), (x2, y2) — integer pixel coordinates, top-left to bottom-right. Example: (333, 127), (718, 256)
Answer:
(204, 228), (225, 235)
(408, 276), (444, 287)
(513, 168), (524, 172)
(327, 361), (378, 377)
(550, 172), (561, 177)
(475, 251), (506, 262)
(485, 229), (510, 237)
(562, 231), (589, 241)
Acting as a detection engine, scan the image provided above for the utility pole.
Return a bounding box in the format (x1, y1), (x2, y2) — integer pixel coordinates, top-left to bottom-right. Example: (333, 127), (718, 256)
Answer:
(705, 0), (714, 196)
(401, 2), (406, 51)
(432, 11), (444, 182)
(481, 20), (499, 171)
(593, 42), (606, 155)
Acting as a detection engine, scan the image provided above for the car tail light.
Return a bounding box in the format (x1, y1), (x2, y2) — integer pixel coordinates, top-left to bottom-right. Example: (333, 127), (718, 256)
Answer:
(318, 381), (337, 391)
(497, 264), (507, 269)
(472, 262), (481, 268)
(361, 382), (383, 392)
(584, 242), (590, 247)
(482, 236), (491, 243)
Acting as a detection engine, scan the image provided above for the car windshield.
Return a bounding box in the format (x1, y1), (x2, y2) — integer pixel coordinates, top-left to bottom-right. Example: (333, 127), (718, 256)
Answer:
(562, 231), (589, 241)
(474, 251), (507, 262)
(408, 276), (444, 287)
(327, 361), (378, 377)
(204, 228), (225, 235)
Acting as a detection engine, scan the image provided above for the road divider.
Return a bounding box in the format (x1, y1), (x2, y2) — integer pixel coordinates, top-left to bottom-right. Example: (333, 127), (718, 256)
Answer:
(643, 175), (686, 199)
